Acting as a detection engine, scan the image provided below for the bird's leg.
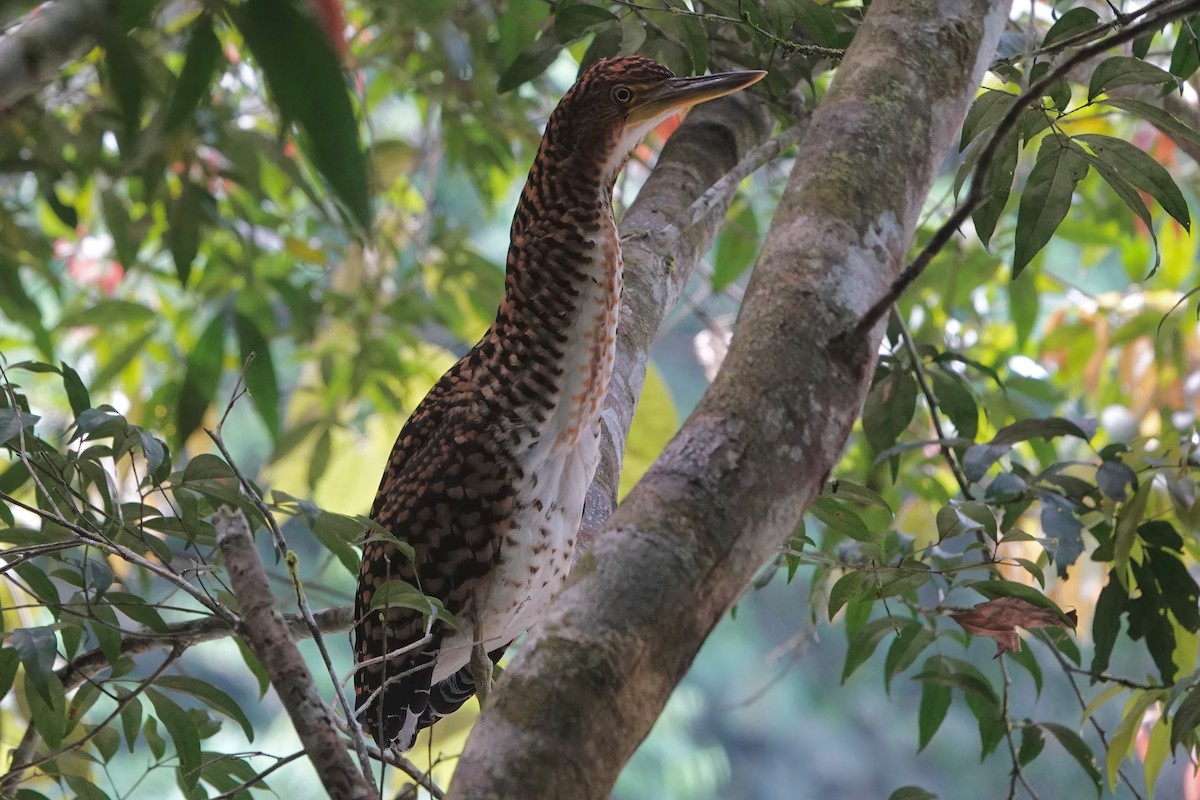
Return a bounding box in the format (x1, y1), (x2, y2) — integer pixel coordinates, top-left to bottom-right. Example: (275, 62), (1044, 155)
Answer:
(470, 616), (495, 705)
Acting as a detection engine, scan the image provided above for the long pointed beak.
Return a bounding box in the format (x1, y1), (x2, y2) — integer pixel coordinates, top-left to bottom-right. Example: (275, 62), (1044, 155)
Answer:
(630, 70), (767, 124)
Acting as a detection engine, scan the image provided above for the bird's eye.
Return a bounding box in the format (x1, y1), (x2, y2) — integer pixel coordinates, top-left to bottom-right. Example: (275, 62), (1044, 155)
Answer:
(612, 85), (633, 105)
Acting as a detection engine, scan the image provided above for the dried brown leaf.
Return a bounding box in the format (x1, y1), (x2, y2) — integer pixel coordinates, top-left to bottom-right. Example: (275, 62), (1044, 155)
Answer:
(949, 596), (1078, 655)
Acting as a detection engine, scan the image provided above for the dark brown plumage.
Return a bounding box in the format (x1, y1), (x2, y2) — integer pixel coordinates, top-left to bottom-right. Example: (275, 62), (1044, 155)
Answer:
(353, 56), (764, 750)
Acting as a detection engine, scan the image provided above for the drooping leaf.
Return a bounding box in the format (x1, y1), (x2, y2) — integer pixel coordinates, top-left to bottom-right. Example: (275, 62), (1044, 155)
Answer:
(553, 4), (617, 43)
(164, 14), (223, 132)
(234, 0), (372, 228)
(862, 369), (918, 454)
(1043, 8), (1101, 47)
(1013, 135), (1089, 276)
(12, 626), (57, 701)
(233, 313), (281, 439)
(1040, 722), (1102, 796)
(146, 688), (202, 787)
(1075, 133), (1190, 231)
(156, 676), (255, 741)
(1102, 98), (1200, 151)
(177, 312), (226, 444)
(1088, 56), (1177, 101)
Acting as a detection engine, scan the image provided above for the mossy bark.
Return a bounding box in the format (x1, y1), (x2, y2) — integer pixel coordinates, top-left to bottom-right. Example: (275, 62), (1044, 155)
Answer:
(449, 1), (1008, 798)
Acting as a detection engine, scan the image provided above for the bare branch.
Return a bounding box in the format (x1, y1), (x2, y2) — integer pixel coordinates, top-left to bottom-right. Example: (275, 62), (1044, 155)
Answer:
(214, 506), (374, 800)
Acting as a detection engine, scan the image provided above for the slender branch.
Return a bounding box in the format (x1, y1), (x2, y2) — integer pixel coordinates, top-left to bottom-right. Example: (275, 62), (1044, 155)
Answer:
(206, 361), (377, 790)
(999, 654), (1043, 800)
(213, 506), (374, 799)
(640, 121), (809, 252)
(211, 750), (306, 800)
(836, 0), (1200, 347)
(1035, 631), (1146, 800)
(3, 645), (184, 785)
(892, 308), (974, 499)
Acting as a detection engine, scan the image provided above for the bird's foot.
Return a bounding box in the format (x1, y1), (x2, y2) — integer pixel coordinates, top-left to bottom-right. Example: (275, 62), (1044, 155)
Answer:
(470, 618), (495, 706)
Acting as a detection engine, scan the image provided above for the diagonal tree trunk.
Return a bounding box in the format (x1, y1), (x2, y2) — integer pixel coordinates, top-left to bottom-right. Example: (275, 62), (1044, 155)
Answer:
(448, 1), (1009, 797)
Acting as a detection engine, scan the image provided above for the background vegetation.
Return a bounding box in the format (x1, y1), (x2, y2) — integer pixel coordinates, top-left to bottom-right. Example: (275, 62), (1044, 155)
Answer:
(2, 0), (1200, 798)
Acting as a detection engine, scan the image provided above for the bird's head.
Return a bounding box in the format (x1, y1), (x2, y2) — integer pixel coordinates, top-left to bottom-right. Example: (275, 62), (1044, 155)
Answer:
(546, 56), (766, 185)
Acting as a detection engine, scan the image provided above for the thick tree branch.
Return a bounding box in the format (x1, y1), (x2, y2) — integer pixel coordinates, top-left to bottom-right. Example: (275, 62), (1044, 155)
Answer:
(213, 507), (373, 800)
(449, 0), (1008, 797)
(581, 89), (776, 546)
(0, 0), (114, 110)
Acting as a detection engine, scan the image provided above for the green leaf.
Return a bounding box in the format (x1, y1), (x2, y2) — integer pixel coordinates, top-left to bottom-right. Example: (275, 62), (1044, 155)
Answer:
(146, 688), (202, 787)
(713, 201), (759, 290)
(116, 688), (144, 751)
(961, 90), (1017, 150)
(916, 658), (952, 751)
(862, 369), (918, 453)
(1076, 133), (1190, 231)
(1171, 687), (1200, 751)
(991, 416), (1095, 446)
(1007, 268), (1038, 348)
(810, 496), (875, 542)
(1040, 722), (1102, 796)
(884, 621), (934, 691)
(498, 34), (562, 93)
(234, 0), (372, 229)
(165, 14), (223, 132)
(842, 617), (897, 683)
(828, 570), (869, 618)
(13, 626), (57, 702)
(1114, 480), (1152, 588)
(1040, 494), (1085, 576)
(887, 788), (937, 800)
(1102, 98), (1200, 151)
(0, 648), (19, 699)
(0, 408), (40, 446)
(234, 313), (281, 439)
(156, 676), (255, 741)
(25, 672), (66, 748)
(929, 369), (977, 441)
(177, 313), (226, 444)
(1013, 135), (1089, 276)
(553, 4), (617, 42)
(167, 183), (207, 286)
(1108, 691), (1161, 790)
(60, 362), (91, 418)
(792, 0), (840, 48)
(972, 128), (1019, 247)
(181, 453), (235, 482)
(1091, 572), (1127, 675)
(1170, 21), (1200, 80)
(1096, 460), (1137, 501)
(59, 300), (156, 329)
(1088, 56), (1177, 101)
(1147, 547), (1200, 633)
(1044, 8), (1101, 47)
(102, 32), (144, 145)
(1018, 722), (1045, 765)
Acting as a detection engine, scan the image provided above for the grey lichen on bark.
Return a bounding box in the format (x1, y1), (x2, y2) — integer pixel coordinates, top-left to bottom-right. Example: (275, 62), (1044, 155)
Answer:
(448, 1), (1009, 798)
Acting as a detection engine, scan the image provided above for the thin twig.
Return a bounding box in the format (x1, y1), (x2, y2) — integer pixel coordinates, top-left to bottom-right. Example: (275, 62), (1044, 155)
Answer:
(999, 654), (1044, 800)
(207, 362), (378, 792)
(636, 122), (808, 252)
(1035, 631), (1146, 800)
(3, 645), (185, 784)
(210, 750), (306, 800)
(892, 307), (974, 499)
